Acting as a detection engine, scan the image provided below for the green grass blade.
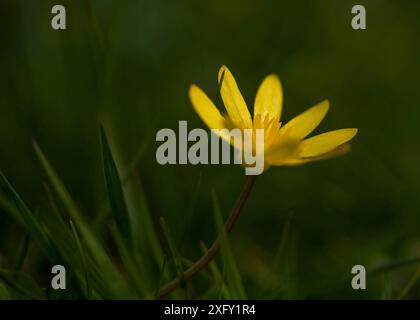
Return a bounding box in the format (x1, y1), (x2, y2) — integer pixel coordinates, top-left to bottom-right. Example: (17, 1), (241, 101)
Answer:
(13, 232), (31, 272)
(0, 269), (45, 299)
(380, 273), (393, 300)
(0, 171), (54, 257)
(154, 255), (167, 298)
(40, 189), (109, 298)
(211, 190), (247, 299)
(159, 216), (185, 290)
(125, 175), (164, 271)
(69, 220), (90, 298)
(115, 138), (162, 265)
(100, 125), (131, 245)
(0, 282), (11, 299)
(0, 193), (23, 225)
(397, 266), (420, 299)
(109, 223), (151, 297)
(93, 133), (163, 284)
(180, 172), (202, 249)
(200, 241), (232, 299)
(32, 140), (133, 298)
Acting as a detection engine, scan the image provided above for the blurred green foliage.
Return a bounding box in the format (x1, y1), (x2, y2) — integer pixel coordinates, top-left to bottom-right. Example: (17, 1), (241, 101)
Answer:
(0, 0), (420, 299)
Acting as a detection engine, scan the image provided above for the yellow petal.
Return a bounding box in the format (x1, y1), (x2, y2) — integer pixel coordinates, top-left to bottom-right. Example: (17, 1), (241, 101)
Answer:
(189, 84), (226, 130)
(254, 74), (283, 123)
(282, 143), (352, 166)
(264, 136), (301, 166)
(189, 85), (241, 145)
(279, 100), (330, 139)
(300, 128), (358, 157)
(218, 65), (252, 129)
(305, 143), (351, 161)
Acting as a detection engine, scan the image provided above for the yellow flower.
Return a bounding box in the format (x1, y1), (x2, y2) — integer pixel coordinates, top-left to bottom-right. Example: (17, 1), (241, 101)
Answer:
(189, 65), (357, 170)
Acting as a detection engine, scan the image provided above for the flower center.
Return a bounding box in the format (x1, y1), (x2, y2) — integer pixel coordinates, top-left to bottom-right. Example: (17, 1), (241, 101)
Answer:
(253, 113), (281, 149)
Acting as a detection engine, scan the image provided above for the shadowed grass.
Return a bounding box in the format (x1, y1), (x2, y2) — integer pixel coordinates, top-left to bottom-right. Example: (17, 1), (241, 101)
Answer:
(211, 190), (247, 299)
(33, 140), (134, 298)
(100, 125), (131, 246)
(159, 217), (186, 294)
(0, 134), (166, 299)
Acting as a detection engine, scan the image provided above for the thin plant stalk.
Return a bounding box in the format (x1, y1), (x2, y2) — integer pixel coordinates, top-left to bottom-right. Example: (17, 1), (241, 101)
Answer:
(157, 175), (257, 298)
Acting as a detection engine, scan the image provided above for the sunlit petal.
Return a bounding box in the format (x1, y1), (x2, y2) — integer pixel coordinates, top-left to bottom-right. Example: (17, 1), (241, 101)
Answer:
(281, 143), (352, 166)
(218, 65), (253, 129)
(280, 100), (329, 139)
(254, 74), (282, 124)
(189, 84), (226, 130)
(300, 128), (358, 157)
(264, 136), (301, 166)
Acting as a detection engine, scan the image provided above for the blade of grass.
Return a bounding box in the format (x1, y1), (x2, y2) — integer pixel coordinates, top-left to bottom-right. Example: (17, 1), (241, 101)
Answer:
(380, 273), (393, 300)
(121, 140), (150, 184)
(0, 194), (23, 225)
(124, 172), (164, 275)
(158, 176), (256, 298)
(109, 223), (151, 297)
(0, 282), (11, 299)
(100, 125), (131, 246)
(180, 172), (202, 250)
(200, 241), (232, 299)
(69, 220), (90, 298)
(211, 190), (247, 299)
(100, 129), (164, 290)
(0, 269), (45, 299)
(397, 266), (420, 299)
(13, 232), (31, 272)
(93, 132), (163, 283)
(261, 211), (296, 298)
(159, 216), (186, 292)
(370, 256), (420, 274)
(41, 189), (110, 298)
(93, 139), (149, 229)
(1, 157), (119, 298)
(0, 171), (55, 257)
(154, 255), (167, 298)
(32, 140), (133, 298)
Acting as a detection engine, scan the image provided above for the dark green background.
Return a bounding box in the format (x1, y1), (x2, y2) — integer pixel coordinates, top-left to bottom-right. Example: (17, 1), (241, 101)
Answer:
(1, 0), (420, 299)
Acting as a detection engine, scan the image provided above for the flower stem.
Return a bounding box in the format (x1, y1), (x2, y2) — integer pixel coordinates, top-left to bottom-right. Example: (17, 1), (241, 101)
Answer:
(157, 175), (257, 298)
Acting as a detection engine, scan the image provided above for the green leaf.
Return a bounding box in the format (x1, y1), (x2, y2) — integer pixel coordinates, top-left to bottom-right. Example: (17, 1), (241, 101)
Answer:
(99, 125), (131, 245)
(211, 190), (247, 299)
